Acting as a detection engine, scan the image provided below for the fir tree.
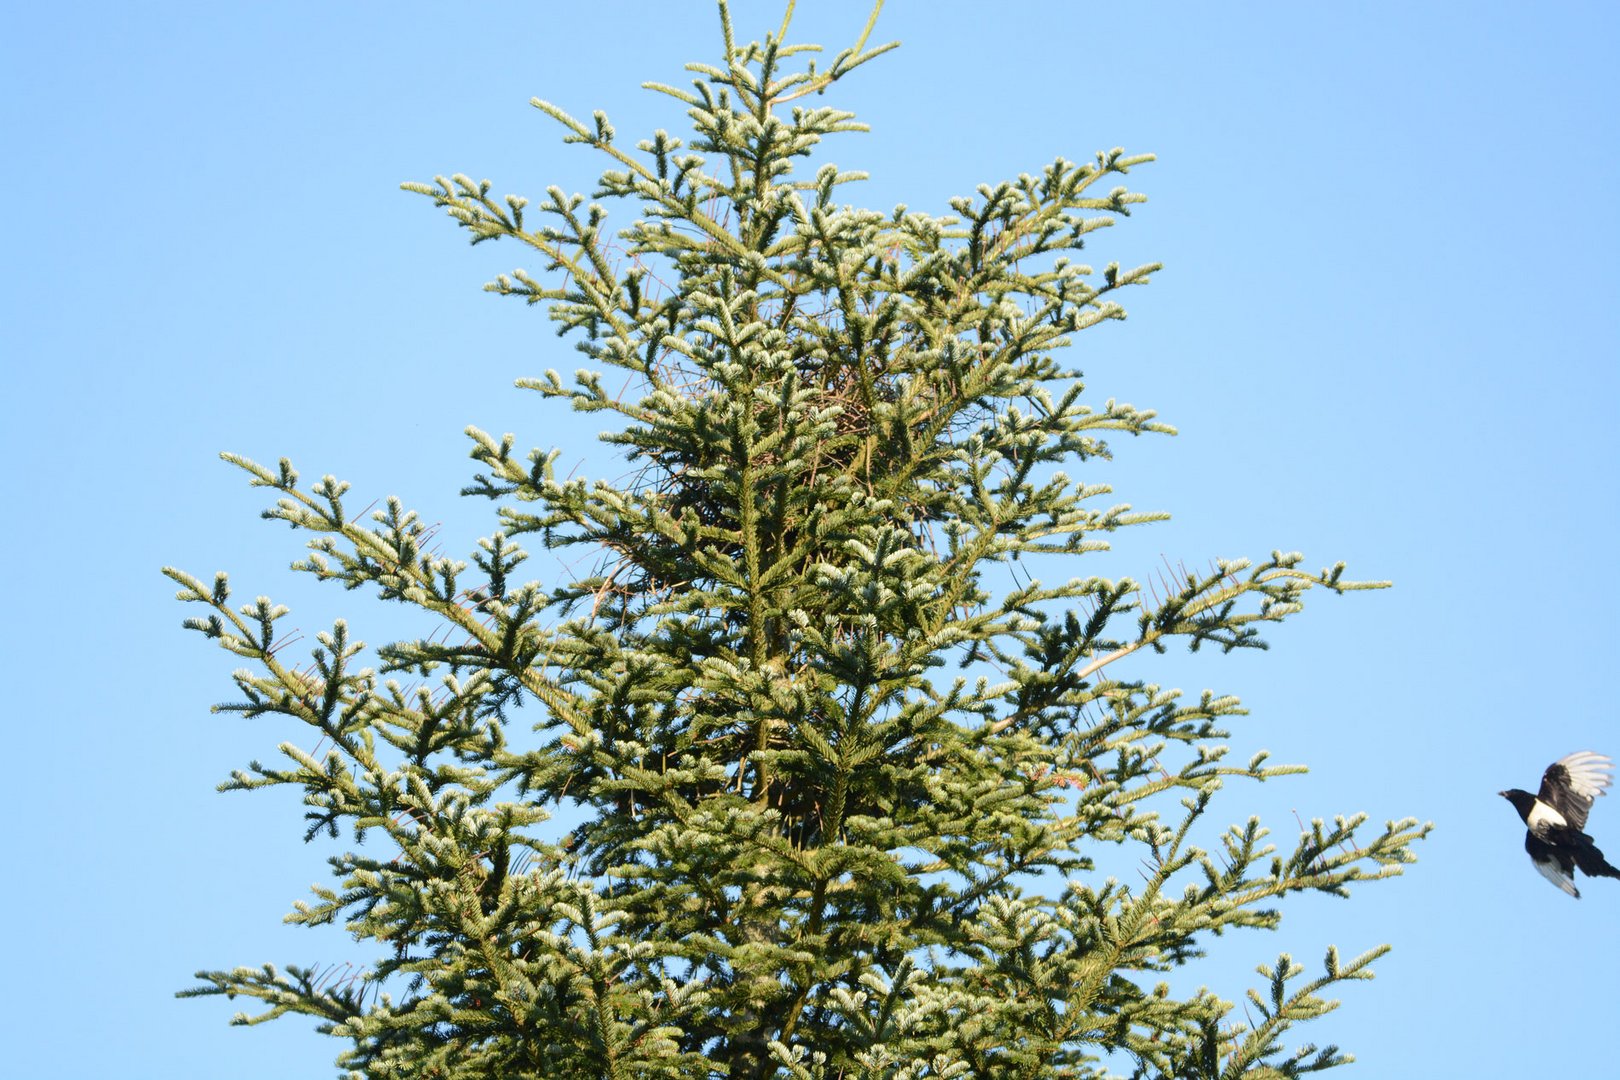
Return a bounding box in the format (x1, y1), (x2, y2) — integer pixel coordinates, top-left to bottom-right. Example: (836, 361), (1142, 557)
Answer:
(170, 4), (1427, 1077)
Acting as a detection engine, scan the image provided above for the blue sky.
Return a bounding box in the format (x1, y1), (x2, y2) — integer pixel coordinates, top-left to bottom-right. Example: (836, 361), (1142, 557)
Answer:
(4, 2), (1617, 1076)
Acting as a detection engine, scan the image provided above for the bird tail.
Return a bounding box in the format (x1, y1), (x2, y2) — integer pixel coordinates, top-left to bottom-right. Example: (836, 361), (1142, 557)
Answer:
(1574, 841), (1620, 881)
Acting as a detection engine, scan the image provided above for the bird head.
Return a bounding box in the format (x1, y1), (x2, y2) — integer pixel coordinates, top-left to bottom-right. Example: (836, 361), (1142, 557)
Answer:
(1500, 788), (1537, 820)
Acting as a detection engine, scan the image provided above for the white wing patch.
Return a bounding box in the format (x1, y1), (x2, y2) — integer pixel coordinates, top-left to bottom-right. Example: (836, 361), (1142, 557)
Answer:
(1527, 799), (1567, 832)
(1533, 854), (1580, 898)
(1555, 751), (1614, 801)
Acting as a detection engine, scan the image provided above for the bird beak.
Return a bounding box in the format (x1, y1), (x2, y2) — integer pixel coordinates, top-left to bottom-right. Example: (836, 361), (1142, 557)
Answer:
(1497, 790), (1508, 798)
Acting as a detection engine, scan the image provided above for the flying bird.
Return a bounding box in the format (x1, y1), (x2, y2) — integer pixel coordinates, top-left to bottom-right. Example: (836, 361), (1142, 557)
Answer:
(1500, 750), (1620, 898)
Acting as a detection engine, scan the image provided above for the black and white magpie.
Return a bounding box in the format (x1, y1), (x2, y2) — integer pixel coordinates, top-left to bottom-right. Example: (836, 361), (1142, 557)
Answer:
(1500, 750), (1620, 898)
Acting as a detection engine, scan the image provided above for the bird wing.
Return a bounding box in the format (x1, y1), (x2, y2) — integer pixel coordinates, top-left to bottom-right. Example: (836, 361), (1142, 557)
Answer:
(1537, 751), (1613, 832)
(1526, 832), (1581, 898)
(1530, 847), (1580, 898)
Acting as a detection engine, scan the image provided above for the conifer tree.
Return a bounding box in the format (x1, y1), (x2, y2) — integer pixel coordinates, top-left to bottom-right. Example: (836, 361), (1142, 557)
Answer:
(169, 5), (1427, 1077)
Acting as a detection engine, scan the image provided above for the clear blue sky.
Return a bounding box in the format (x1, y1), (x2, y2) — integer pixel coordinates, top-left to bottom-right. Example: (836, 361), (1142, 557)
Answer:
(5, 2), (1617, 1076)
